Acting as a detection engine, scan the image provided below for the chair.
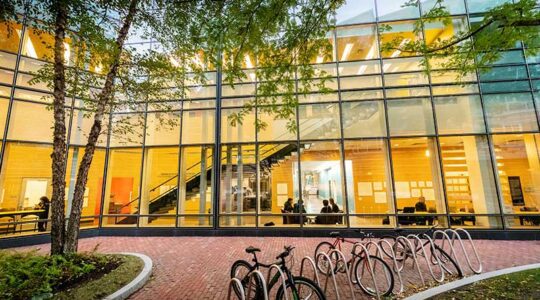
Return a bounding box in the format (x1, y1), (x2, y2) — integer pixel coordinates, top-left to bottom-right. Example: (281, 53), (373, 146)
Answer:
(0, 217), (15, 235)
(281, 209), (289, 224)
(398, 207), (416, 225)
(519, 207), (540, 226)
(19, 214), (39, 233)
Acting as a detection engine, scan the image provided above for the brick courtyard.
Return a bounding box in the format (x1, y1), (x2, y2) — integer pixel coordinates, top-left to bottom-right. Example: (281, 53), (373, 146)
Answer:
(13, 236), (540, 299)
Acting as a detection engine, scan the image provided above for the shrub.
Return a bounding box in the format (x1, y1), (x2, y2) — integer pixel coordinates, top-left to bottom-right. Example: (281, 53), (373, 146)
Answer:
(0, 251), (121, 300)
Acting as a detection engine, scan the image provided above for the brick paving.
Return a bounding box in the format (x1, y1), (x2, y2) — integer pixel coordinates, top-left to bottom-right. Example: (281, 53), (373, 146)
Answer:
(13, 236), (540, 299)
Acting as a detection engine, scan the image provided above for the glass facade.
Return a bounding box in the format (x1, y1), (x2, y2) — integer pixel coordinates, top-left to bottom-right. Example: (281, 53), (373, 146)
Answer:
(1, 0), (540, 237)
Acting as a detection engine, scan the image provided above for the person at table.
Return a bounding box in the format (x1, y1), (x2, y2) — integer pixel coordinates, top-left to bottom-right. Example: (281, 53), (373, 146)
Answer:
(292, 199), (306, 224)
(415, 196), (427, 212)
(35, 196), (50, 232)
(283, 198), (294, 213)
(316, 199), (332, 224)
(329, 198), (341, 224)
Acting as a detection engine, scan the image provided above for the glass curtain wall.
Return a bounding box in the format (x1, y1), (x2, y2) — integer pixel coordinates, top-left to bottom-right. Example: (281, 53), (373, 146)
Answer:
(2, 0), (540, 237)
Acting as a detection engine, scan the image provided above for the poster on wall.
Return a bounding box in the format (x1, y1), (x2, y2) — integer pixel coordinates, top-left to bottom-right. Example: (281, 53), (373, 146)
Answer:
(374, 192), (387, 203)
(357, 182), (373, 196)
(395, 182), (410, 198)
(277, 183), (288, 195)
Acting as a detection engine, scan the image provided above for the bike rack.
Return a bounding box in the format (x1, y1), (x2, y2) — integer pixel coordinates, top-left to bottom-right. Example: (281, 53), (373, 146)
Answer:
(377, 238), (405, 294)
(395, 235), (425, 286)
(433, 229), (464, 275)
(446, 228), (483, 274)
(299, 255), (322, 287)
(316, 252), (341, 300)
(227, 278), (246, 300)
(328, 249), (356, 300)
(245, 270), (269, 300)
(266, 264), (289, 300)
(362, 241), (395, 293)
(408, 234), (445, 283)
(352, 242), (381, 299)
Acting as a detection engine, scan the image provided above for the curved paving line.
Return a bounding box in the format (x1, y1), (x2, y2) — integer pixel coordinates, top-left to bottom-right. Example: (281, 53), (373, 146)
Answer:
(103, 252), (153, 300)
(405, 263), (540, 300)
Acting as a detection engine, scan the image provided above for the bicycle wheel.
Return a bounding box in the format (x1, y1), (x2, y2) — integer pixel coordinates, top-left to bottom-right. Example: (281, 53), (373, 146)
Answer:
(314, 241), (338, 274)
(276, 276), (326, 300)
(431, 244), (464, 278)
(354, 255), (394, 297)
(230, 260), (262, 299)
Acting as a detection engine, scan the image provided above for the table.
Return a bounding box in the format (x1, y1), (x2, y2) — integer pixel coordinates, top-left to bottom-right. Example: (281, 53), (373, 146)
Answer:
(0, 210), (44, 234)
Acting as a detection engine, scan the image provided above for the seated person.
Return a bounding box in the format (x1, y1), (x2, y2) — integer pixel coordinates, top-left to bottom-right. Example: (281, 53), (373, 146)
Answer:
(292, 199), (307, 224)
(316, 199), (332, 224)
(329, 198), (342, 224)
(282, 198), (294, 224)
(415, 196), (427, 212)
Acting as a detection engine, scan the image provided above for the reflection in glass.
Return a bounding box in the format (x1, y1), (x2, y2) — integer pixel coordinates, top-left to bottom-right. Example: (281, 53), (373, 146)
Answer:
(335, 0), (375, 25)
(483, 93), (538, 133)
(434, 95), (486, 134)
(298, 103), (341, 140)
(379, 21), (422, 58)
(145, 112), (181, 146)
(8, 101), (53, 143)
(181, 110), (215, 144)
(387, 98), (435, 136)
(221, 108), (255, 143)
(342, 101), (386, 138)
(377, 0), (420, 21)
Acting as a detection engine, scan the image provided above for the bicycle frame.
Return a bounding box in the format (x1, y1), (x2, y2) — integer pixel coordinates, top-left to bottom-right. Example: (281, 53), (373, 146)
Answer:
(245, 254), (301, 298)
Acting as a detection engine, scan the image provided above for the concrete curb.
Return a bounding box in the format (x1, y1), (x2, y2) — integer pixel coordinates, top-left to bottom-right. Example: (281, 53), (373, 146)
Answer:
(405, 263), (540, 300)
(103, 252), (153, 300)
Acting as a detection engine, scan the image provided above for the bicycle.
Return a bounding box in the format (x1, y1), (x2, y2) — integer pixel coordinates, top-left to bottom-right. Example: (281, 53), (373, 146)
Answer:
(380, 226), (464, 278)
(314, 231), (395, 297)
(231, 245), (326, 300)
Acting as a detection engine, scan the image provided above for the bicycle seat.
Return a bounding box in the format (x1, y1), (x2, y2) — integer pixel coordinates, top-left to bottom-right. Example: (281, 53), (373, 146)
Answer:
(329, 231), (341, 237)
(245, 246), (261, 254)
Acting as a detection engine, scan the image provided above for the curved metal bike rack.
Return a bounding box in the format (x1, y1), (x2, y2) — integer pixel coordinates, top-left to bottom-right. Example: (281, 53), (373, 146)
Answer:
(396, 235), (425, 286)
(316, 252), (341, 300)
(227, 278), (246, 300)
(328, 249), (357, 300)
(407, 234), (445, 283)
(299, 256), (322, 287)
(266, 264), (289, 300)
(446, 228), (483, 274)
(377, 238), (405, 294)
(245, 270), (269, 300)
(433, 229), (464, 275)
(352, 242), (381, 299)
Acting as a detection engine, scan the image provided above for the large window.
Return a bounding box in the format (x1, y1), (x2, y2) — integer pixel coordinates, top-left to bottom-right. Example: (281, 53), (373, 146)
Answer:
(440, 136), (500, 227)
(344, 140), (394, 219)
(492, 134), (540, 228)
(139, 147), (179, 227)
(299, 141), (345, 227)
(298, 103), (341, 140)
(387, 98), (435, 136)
(220, 144), (256, 226)
(483, 93), (538, 133)
(434, 95), (486, 135)
(391, 137), (447, 226)
(342, 101), (386, 138)
(102, 148), (143, 226)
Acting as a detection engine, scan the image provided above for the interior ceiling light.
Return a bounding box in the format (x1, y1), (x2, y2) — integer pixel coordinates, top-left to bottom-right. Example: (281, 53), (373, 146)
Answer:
(341, 43), (353, 61)
(244, 54), (253, 69)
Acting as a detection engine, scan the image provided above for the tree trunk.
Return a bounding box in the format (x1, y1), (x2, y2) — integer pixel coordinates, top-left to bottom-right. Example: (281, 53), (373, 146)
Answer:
(50, 0), (69, 256)
(64, 0), (139, 253)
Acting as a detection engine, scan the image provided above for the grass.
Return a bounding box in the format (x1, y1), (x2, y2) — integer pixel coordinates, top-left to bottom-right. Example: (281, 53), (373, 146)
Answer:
(430, 268), (540, 299)
(54, 254), (144, 300)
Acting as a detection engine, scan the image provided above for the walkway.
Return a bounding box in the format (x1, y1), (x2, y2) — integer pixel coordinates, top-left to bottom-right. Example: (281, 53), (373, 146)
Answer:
(14, 236), (540, 299)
